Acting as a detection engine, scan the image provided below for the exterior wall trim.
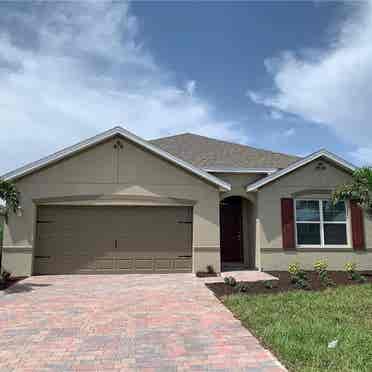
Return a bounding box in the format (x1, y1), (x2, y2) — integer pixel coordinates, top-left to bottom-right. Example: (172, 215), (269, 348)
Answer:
(34, 195), (197, 207)
(3, 246), (33, 253)
(246, 150), (356, 192)
(204, 167), (277, 174)
(2, 126), (231, 191)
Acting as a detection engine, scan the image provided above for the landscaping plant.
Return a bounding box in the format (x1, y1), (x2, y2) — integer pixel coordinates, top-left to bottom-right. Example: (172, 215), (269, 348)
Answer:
(314, 259), (334, 287)
(224, 276), (237, 287)
(0, 179), (20, 216)
(332, 166), (372, 215)
(288, 262), (311, 290)
(263, 280), (274, 289)
(236, 282), (248, 293)
(344, 262), (366, 283)
(344, 262), (357, 277)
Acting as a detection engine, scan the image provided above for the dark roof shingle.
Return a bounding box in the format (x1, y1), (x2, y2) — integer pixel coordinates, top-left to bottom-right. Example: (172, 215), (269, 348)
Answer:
(150, 133), (299, 170)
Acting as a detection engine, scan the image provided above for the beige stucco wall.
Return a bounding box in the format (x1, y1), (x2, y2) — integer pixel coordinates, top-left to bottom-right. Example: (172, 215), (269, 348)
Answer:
(2, 136), (221, 276)
(258, 158), (372, 270)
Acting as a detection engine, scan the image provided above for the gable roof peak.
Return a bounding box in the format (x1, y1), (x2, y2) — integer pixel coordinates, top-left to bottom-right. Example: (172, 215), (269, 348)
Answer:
(2, 126), (231, 191)
(246, 148), (356, 192)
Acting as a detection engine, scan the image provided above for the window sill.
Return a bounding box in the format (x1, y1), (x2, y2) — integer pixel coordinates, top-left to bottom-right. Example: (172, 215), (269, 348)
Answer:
(296, 247), (353, 252)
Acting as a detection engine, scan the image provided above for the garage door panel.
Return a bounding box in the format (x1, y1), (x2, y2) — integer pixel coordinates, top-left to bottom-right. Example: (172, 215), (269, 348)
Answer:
(115, 258), (133, 272)
(154, 258), (172, 272)
(35, 205), (192, 274)
(134, 258), (154, 272)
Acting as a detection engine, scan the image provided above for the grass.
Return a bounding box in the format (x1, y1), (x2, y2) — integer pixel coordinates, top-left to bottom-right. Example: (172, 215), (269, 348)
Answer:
(224, 284), (372, 372)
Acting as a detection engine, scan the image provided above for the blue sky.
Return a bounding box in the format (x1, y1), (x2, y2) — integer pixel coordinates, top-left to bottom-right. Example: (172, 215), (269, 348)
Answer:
(0, 1), (371, 174)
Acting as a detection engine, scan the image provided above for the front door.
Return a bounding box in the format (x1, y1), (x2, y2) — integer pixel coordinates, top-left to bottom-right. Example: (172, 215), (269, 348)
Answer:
(220, 197), (243, 262)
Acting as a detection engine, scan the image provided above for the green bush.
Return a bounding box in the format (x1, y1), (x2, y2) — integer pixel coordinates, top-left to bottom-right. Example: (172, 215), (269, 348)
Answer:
(263, 280), (274, 289)
(351, 271), (366, 283)
(288, 262), (311, 290)
(314, 259), (335, 287)
(224, 276), (237, 287)
(236, 283), (248, 292)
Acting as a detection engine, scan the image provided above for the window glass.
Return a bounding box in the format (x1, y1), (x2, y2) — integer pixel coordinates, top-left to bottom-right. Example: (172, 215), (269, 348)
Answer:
(324, 224), (347, 245)
(296, 223), (321, 245)
(295, 199), (348, 247)
(296, 200), (320, 221)
(322, 201), (346, 222)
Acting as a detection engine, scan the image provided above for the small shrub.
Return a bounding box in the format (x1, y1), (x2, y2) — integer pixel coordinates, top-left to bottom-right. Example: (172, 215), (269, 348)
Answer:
(236, 283), (248, 292)
(288, 262), (311, 289)
(294, 278), (312, 290)
(263, 280), (274, 289)
(314, 259), (334, 287)
(314, 259), (328, 272)
(224, 276), (237, 287)
(351, 271), (367, 283)
(345, 262), (358, 280)
(345, 262), (357, 274)
(288, 262), (300, 276)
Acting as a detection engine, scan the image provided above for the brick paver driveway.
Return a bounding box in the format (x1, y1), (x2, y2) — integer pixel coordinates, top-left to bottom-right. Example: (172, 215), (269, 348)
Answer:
(0, 274), (285, 371)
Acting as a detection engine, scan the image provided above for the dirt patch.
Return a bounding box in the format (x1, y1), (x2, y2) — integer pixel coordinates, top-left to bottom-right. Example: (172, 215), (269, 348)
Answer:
(207, 271), (372, 299)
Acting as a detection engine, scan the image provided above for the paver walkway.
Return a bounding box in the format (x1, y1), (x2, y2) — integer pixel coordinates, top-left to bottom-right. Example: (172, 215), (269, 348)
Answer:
(0, 274), (286, 371)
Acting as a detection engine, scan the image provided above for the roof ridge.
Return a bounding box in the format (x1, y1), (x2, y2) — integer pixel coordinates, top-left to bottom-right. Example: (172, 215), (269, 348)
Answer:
(151, 132), (299, 160)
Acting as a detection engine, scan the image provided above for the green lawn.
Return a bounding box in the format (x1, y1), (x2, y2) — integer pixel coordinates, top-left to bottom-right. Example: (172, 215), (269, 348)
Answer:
(224, 284), (372, 372)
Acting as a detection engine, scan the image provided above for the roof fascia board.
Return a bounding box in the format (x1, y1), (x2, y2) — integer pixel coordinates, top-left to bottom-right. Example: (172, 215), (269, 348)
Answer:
(204, 167), (277, 174)
(246, 150), (356, 192)
(2, 126), (231, 191)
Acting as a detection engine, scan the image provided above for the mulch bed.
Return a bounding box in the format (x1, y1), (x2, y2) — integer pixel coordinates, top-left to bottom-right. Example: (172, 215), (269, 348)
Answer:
(207, 271), (372, 299)
(0, 277), (26, 291)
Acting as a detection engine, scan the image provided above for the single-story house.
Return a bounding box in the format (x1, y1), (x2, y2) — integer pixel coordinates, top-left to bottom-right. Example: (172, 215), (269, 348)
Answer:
(1, 126), (371, 276)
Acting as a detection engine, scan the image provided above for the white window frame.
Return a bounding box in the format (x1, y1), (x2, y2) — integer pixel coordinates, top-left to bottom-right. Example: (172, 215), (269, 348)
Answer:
(294, 198), (351, 248)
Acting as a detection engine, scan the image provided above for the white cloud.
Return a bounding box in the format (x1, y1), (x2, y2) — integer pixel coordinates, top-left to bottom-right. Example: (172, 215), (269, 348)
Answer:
(248, 1), (372, 158)
(350, 147), (372, 165)
(0, 2), (246, 174)
(269, 110), (283, 120)
(185, 80), (196, 96)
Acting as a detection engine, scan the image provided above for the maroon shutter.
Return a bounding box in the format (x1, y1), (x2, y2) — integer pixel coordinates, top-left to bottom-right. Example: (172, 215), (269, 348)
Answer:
(350, 201), (365, 250)
(281, 198), (295, 250)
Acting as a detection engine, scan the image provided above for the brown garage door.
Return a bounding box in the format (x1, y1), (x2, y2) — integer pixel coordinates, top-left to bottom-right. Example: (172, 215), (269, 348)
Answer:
(34, 205), (192, 274)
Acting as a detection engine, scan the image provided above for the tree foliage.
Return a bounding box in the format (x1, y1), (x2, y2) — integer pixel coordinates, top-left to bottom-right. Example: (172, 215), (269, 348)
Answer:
(0, 179), (20, 215)
(332, 167), (372, 213)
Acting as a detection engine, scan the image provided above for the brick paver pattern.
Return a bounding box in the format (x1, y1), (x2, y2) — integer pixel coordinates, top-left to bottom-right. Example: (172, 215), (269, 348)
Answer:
(0, 274), (286, 371)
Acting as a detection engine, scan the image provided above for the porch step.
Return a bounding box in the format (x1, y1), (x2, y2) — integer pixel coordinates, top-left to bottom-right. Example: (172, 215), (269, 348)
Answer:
(221, 262), (252, 271)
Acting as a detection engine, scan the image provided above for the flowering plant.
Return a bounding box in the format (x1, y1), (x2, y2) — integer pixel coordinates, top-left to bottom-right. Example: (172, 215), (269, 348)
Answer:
(288, 262), (300, 276)
(313, 259), (328, 272)
(344, 262), (357, 274)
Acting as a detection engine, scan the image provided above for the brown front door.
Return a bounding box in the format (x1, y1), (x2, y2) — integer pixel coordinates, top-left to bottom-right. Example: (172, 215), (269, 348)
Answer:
(220, 196), (243, 262)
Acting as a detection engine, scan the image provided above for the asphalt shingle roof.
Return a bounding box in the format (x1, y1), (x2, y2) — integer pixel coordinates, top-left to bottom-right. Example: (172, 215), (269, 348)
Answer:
(150, 133), (300, 170)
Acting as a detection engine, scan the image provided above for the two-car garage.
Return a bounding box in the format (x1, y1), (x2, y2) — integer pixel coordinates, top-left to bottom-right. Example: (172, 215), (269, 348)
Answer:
(3, 128), (226, 277)
(34, 205), (193, 275)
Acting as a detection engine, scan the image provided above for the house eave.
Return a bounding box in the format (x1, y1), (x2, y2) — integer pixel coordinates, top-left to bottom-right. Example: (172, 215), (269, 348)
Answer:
(204, 167), (278, 174)
(246, 149), (356, 192)
(1, 126), (231, 192)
